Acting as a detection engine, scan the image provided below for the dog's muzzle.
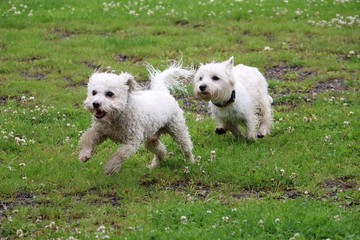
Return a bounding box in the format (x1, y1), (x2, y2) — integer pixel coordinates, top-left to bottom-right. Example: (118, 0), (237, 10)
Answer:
(196, 84), (211, 101)
(92, 102), (106, 119)
(199, 84), (207, 92)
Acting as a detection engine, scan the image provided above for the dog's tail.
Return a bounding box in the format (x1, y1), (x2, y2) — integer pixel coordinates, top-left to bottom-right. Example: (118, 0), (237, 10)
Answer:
(146, 62), (194, 93)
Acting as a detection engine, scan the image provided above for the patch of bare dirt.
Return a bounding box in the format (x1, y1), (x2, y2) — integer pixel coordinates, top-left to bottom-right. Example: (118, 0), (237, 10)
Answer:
(174, 19), (189, 26)
(81, 61), (100, 69)
(64, 77), (87, 88)
(67, 188), (122, 207)
(53, 27), (77, 39)
(177, 96), (210, 115)
(319, 176), (358, 206)
(22, 71), (47, 80)
(321, 176), (357, 193)
(114, 54), (143, 64)
(0, 96), (8, 105)
(310, 78), (347, 94)
(265, 64), (316, 82)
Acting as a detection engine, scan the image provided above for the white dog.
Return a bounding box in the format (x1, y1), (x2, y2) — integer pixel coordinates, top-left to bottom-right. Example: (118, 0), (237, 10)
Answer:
(79, 64), (195, 175)
(194, 57), (273, 141)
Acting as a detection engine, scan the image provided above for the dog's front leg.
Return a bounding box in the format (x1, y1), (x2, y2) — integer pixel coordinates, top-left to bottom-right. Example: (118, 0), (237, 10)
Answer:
(79, 127), (105, 162)
(226, 124), (245, 140)
(104, 142), (140, 175)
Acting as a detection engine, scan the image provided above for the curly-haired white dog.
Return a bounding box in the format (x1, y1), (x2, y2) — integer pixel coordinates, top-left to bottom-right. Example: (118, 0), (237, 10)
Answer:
(79, 64), (195, 175)
(194, 57), (273, 141)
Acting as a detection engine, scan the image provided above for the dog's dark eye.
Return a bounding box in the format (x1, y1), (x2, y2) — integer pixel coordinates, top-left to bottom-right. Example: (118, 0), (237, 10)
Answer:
(212, 76), (220, 81)
(92, 90), (97, 96)
(199, 77), (203, 81)
(105, 91), (114, 98)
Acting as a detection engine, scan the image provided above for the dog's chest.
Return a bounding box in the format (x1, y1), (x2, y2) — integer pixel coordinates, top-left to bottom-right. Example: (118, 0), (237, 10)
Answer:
(213, 105), (246, 122)
(101, 122), (135, 142)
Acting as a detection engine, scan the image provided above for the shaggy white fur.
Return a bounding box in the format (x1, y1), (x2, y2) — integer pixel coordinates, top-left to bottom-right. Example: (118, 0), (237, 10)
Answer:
(193, 57), (273, 141)
(79, 64), (195, 175)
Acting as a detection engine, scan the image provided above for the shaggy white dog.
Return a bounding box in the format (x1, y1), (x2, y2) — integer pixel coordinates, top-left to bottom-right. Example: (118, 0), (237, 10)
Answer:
(194, 57), (273, 141)
(79, 64), (195, 175)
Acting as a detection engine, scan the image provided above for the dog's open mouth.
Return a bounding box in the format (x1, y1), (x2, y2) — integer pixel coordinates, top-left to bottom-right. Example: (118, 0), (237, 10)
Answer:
(197, 92), (211, 101)
(94, 110), (106, 119)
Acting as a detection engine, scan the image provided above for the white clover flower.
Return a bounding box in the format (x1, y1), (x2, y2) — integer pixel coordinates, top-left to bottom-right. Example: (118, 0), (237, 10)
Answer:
(206, 210), (212, 214)
(180, 216), (188, 224)
(147, 10), (154, 16)
(19, 163), (26, 167)
(263, 46), (273, 51)
(324, 135), (332, 142)
(258, 219), (264, 225)
(195, 114), (204, 121)
(222, 216), (229, 222)
(96, 225), (106, 232)
(295, 9), (302, 16)
(275, 218), (280, 223)
(16, 229), (24, 237)
(15, 137), (21, 144)
(280, 169), (285, 176)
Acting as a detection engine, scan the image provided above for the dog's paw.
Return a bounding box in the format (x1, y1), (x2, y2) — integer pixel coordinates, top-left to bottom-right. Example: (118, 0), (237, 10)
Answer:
(104, 162), (121, 175)
(188, 154), (195, 164)
(257, 133), (265, 138)
(215, 128), (227, 135)
(148, 161), (160, 170)
(79, 149), (92, 162)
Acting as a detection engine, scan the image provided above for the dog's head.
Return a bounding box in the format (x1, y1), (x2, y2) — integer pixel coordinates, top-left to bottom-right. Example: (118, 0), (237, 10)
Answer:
(84, 72), (138, 121)
(194, 57), (235, 103)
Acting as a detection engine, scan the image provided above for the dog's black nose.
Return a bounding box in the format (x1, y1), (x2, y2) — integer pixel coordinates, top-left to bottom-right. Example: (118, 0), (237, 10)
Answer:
(92, 102), (100, 109)
(199, 85), (207, 92)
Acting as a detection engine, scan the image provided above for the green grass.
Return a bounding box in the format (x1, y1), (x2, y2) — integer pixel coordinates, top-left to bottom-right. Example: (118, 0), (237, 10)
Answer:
(1, 0), (359, 239)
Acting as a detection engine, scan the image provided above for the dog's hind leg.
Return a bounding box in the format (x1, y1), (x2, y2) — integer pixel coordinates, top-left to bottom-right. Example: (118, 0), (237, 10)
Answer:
(244, 113), (259, 141)
(145, 135), (167, 169)
(104, 142), (141, 175)
(166, 117), (195, 164)
(257, 96), (273, 137)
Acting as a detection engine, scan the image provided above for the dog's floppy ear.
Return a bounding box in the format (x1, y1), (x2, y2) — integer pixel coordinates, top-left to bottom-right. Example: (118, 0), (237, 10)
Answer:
(126, 75), (139, 92)
(121, 72), (139, 92)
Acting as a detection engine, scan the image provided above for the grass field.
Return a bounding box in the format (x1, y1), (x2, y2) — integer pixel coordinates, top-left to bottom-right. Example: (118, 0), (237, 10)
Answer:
(1, 0), (359, 239)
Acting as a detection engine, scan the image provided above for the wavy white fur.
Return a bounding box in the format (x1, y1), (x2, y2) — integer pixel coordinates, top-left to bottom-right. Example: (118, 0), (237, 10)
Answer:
(194, 57), (273, 141)
(79, 64), (195, 175)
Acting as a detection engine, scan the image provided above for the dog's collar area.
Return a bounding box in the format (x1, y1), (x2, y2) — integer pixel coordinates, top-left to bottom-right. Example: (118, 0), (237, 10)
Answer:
(212, 90), (236, 108)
